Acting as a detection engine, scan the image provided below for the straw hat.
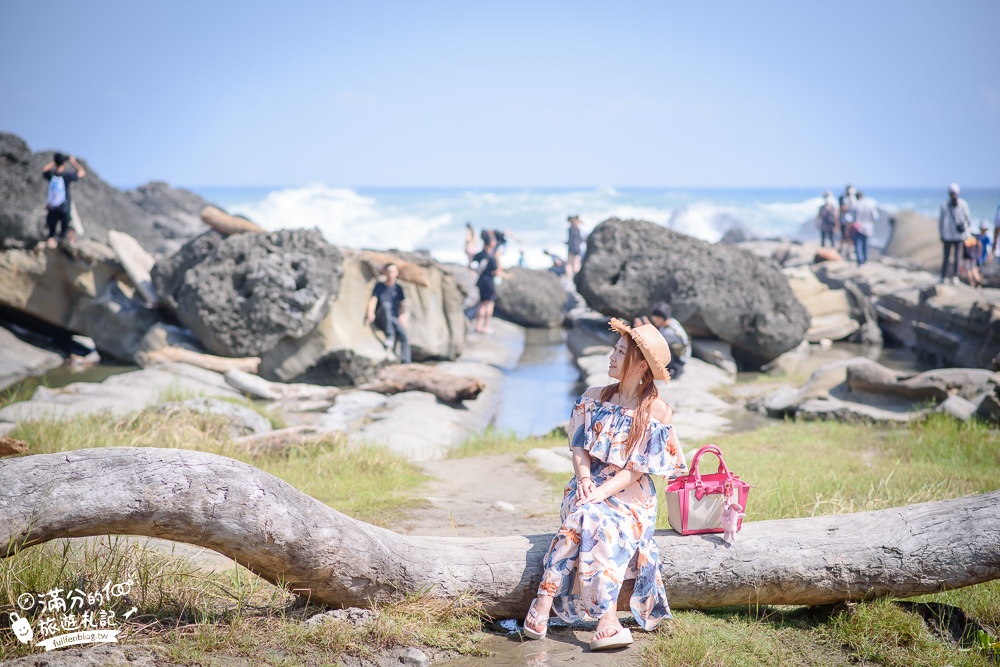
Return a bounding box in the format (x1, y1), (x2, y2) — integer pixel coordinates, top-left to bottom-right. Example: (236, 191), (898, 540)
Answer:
(609, 317), (672, 382)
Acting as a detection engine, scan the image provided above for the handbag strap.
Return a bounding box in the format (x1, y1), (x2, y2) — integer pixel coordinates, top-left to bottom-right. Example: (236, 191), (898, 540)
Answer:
(690, 445), (734, 494)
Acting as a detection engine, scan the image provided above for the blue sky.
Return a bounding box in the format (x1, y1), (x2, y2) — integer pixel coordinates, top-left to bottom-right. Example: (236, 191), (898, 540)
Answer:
(1, 1), (998, 188)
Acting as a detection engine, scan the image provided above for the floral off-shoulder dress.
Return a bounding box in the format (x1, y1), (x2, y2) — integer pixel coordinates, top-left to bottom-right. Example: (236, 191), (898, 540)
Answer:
(537, 395), (687, 630)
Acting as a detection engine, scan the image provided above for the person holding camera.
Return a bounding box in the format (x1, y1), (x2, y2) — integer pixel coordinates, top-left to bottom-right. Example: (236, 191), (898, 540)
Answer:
(939, 182), (972, 284)
(41, 152), (86, 248)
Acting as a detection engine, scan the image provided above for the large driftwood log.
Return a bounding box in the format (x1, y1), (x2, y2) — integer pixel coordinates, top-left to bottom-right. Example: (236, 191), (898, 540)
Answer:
(359, 251), (430, 287)
(199, 206), (265, 235)
(360, 364), (485, 403)
(2, 447), (998, 618)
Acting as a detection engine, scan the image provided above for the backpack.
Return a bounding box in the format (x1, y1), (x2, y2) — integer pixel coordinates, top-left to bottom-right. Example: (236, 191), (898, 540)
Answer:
(46, 173), (66, 210)
(819, 204), (837, 231)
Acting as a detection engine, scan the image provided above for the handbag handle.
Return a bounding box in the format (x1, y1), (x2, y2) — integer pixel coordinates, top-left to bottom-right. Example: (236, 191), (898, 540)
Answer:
(689, 445), (734, 500)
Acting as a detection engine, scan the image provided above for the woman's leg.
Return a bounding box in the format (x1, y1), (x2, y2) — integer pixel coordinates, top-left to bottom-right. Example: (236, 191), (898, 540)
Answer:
(482, 300), (495, 334)
(524, 594), (553, 635)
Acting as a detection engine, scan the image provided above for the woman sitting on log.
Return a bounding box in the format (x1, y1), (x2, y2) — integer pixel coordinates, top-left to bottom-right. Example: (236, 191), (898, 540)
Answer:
(523, 318), (687, 651)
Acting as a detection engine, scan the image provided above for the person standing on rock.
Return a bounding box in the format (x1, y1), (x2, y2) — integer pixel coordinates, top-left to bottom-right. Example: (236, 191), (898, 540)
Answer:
(471, 233), (500, 334)
(464, 222), (478, 266)
(939, 183), (972, 284)
(816, 191), (838, 248)
(634, 302), (691, 379)
(522, 319), (686, 652)
(566, 215), (584, 286)
(852, 191), (879, 266)
(366, 263), (411, 363)
(40, 152), (86, 248)
(838, 185), (857, 260)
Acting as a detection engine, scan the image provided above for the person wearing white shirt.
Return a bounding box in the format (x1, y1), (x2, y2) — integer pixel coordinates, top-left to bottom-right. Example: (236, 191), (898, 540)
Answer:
(852, 191), (879, 266)
(939, 183), (973, 283)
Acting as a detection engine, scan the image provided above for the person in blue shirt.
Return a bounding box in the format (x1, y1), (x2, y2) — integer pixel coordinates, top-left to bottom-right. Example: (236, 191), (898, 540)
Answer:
(978, 222), (993, 266)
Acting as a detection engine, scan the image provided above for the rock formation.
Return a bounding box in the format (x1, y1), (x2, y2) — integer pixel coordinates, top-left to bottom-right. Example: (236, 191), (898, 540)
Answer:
(495, 267), (567, 328)
(260, 250), (466, 385)
(757, 357), (995, 424)
(883, 211), (941, 273)
(0, 132), (209, 256)
(173, 229), (343, 358)
(577, 218), (810, 366)
(814, 260), (1000, 369)
(0, 241), (159, 361)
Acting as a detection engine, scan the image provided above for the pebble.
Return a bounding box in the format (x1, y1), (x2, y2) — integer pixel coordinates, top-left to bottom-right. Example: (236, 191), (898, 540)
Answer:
(493, 501), (517, 512)
(400, 646), (431, 666)
(305, 607), (375, 626)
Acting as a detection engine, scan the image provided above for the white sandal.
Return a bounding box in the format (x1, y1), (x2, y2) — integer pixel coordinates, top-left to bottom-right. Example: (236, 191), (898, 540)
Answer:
(522, 600), (549, 640)
(589, 626), (633, 651)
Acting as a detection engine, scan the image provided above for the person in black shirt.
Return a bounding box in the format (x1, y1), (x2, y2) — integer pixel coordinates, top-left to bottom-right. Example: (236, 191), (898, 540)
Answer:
(366, 263), (411, 363)
(472, 233), (500, 334)
(41, 152), (86, 248)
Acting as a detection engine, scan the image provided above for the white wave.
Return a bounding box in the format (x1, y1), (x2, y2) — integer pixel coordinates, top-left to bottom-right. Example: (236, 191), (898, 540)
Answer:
(221, 185), (863, 269)
(229, 184), (453, 253)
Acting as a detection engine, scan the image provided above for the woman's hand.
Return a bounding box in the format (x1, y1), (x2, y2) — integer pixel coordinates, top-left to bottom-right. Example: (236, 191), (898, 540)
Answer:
(577, 476), (597, 499)
(575, 481), (607, 507)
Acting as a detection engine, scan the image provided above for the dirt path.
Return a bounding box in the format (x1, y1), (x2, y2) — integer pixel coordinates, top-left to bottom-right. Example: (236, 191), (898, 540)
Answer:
(392, 454), (563, 537)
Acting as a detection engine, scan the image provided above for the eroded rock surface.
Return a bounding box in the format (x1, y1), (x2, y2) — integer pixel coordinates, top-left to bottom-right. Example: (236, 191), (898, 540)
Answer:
(577, 218), (809, 366)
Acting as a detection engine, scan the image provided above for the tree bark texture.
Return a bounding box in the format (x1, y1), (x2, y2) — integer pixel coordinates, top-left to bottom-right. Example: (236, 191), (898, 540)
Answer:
(1, 447), (998, 619)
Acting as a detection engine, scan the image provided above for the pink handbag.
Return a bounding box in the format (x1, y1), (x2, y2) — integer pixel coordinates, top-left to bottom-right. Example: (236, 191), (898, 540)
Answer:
(664, 445), (751, 536)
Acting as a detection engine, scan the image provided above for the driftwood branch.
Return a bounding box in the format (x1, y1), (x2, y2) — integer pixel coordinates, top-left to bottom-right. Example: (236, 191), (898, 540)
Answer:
(1, 448), (998, 618)
(227, 366), (483, 405)
(200, 206), (265, 235)
(139, 347), (261, 374)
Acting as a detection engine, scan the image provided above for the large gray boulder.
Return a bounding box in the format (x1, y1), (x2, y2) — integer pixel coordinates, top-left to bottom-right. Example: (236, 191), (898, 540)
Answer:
(577, 218), (810, 366)
(174, 229), (343, 358)
(883, 210), (941, 273)
(0, 132), (208, 257)
(495, 267), (567, 328)
(150, 230), (225, 313)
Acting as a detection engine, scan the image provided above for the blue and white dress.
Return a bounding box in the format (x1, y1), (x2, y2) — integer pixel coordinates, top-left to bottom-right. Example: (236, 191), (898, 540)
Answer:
(536, 396), (687, 630)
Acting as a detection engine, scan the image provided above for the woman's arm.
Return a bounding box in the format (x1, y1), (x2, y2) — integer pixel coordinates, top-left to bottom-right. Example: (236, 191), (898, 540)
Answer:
(576, 467), (643, 506)
(571, 446), (596, 496)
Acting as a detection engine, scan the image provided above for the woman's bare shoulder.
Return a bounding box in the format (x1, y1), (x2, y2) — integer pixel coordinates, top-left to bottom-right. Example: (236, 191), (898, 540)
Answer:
(649, 397), (672, 423)
(582, 386), (605, 400)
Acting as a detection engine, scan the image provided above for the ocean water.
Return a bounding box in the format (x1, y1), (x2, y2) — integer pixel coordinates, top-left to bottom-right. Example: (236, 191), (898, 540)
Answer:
(190, 185), (1000, 270)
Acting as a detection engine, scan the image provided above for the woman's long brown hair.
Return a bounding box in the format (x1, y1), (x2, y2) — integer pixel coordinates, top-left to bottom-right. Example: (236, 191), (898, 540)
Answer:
(600, 334), (657, 458)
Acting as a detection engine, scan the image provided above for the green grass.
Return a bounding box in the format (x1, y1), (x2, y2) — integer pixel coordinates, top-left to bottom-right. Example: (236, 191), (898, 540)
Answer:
(448, 425), (564, 458)
(1, 537), (486, 664)
(638, 414), (1000, 667)
(673, 413), (999, 523)
(6, 406), (427, 528)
